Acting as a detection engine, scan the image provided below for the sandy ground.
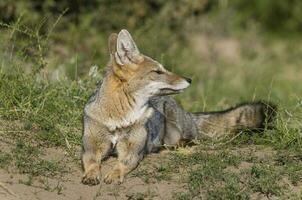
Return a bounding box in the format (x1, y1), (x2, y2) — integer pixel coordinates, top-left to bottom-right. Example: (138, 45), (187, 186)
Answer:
(0, 149), (184, 200)
(0, 170), (183, 200)
(1, 145), (301, 200)
(0, 127), (300, 200)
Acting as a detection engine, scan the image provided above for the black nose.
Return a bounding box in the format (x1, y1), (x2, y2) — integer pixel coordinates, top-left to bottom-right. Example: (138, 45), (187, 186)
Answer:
(184, 77), (192, 84)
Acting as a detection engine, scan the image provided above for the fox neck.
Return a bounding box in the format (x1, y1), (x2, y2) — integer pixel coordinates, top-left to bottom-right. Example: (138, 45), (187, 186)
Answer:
(97, 73), (153, 131)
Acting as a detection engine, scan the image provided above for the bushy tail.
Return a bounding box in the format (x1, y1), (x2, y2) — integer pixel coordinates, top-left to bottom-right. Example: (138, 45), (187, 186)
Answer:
(192, 101), (277, 138)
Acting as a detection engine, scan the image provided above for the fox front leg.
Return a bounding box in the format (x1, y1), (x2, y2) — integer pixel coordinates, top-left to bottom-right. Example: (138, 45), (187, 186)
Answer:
(103, 128), (147, 184)
(81, 132), (111, 186)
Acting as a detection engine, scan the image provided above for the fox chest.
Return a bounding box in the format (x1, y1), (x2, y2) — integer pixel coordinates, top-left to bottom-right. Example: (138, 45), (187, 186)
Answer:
(109, 135), (119, 146)
(107, 127), (137, 148)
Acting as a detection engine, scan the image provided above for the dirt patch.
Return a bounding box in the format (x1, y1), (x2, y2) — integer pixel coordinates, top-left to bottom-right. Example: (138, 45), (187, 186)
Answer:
(0, 152), (184, 200)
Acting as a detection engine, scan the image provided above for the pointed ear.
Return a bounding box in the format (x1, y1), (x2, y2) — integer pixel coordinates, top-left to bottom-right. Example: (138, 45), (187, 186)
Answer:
(115, 29), (143, 65)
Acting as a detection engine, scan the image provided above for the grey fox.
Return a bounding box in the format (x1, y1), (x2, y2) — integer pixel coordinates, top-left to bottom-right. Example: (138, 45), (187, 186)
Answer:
(81, 29), (276, 185)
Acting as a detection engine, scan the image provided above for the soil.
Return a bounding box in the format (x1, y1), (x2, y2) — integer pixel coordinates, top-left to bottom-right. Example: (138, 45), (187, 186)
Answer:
(0, 148), (185, 200)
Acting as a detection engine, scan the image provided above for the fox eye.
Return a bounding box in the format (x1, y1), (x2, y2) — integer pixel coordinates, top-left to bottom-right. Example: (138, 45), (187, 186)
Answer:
(152, 70), (164, 75)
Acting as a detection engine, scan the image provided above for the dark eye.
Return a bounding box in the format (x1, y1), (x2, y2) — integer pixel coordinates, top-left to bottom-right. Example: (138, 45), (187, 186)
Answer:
(153, 70), (164, 75)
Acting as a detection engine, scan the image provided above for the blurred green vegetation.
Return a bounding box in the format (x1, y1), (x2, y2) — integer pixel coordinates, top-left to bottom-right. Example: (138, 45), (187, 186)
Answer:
(1, 0), (302, 33)
(1, 0), (302, 76)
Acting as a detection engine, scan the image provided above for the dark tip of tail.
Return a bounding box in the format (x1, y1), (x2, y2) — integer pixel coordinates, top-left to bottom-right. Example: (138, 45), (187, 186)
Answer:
(234, 100), (277, 130)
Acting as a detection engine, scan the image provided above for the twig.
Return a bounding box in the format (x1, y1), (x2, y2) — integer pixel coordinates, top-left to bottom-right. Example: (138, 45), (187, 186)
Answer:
(217, 131), (244, 146)
(46, 8), (69, 41)
(0, 181), (19, 198)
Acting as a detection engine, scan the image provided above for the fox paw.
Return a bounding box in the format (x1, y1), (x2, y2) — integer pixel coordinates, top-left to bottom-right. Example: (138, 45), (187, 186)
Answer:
(103, 169), (124, 184)
(82, 169), (100, 186)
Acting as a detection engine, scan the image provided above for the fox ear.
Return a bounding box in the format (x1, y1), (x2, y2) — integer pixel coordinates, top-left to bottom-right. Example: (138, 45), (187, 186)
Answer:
(115, 29), (143, 65)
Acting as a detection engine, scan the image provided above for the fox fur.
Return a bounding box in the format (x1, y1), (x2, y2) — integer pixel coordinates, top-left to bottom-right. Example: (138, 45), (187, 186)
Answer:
(81, 29), (276, 185)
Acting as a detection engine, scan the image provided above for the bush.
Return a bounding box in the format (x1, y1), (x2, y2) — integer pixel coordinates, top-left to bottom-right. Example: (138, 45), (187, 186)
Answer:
(231, 0), (302, 33)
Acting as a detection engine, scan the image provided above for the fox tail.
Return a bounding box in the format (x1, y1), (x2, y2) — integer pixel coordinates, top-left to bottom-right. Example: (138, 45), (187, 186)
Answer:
(192, 101), (277, 138)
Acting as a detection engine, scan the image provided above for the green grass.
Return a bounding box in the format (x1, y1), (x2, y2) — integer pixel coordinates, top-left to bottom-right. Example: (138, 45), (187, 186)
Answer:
(167, 148), (302, 199)
(0, 139), (67, 177)
(0, 150), (12, 168)
(0, 68), (92, 148)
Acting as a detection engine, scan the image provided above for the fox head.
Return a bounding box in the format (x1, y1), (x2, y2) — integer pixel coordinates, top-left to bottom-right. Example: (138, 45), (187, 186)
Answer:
(107, 29), (191, 98)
